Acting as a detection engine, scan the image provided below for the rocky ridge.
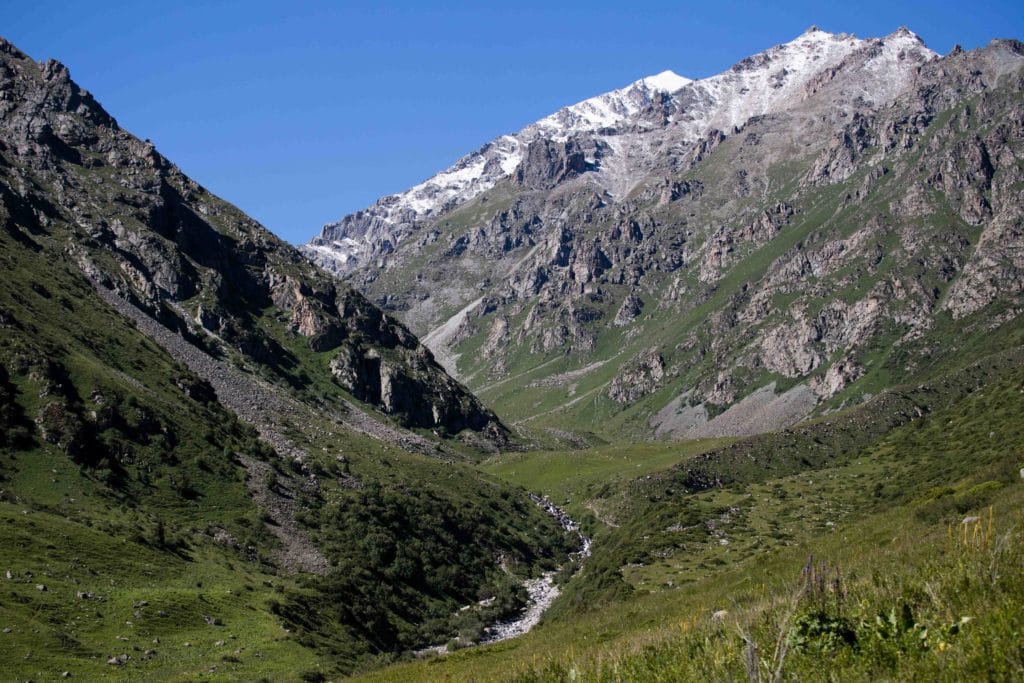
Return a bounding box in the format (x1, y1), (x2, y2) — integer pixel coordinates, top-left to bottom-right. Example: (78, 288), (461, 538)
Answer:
(304, 27), (934, 275)
(0, 35), (502, 442)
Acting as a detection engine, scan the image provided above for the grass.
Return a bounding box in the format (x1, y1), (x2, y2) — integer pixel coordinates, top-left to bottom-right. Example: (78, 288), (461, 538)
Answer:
(481, 438), (733, 525)
(512, 488), (1024, 682)
(0, 130), (575, 678)
(358, 350), (1024, 681)
(0, 503), (321, 682)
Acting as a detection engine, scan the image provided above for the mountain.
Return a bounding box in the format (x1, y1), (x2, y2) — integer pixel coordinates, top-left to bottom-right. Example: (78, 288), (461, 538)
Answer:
(303, 28), (1024, 444)
(304, 30), (1024, 682)
(305, 27), (932, 275)
(0, 36), (573, 678)
(5, 24), (1024, 682)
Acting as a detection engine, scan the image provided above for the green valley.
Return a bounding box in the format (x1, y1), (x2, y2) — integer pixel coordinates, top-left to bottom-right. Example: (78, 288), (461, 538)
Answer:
(2, 22), (1024, 683)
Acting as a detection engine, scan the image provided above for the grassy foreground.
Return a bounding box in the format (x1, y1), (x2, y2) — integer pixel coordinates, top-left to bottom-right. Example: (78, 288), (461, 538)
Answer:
(359, 359), (1024, 682)
(356, 479), (1023, 682)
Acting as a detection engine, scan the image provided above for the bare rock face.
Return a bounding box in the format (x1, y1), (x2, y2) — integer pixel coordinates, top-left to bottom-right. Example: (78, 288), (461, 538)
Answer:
(700, 203), (796, 282)
(481, 316), (510, 357)
(608, 350), (665, 404)
(514, 138), (595, 190)
(810, 358), (864, 399)
(759, 313), (823, 378)
(328, 333), (499, 434)
(613, 293), (644, 326)
(943, 214), (1024, 319)
(802, 113), (875, 186)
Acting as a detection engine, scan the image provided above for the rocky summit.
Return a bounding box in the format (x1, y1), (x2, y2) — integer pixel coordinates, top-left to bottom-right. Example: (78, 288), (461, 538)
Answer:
(304, 28), (1024, 443)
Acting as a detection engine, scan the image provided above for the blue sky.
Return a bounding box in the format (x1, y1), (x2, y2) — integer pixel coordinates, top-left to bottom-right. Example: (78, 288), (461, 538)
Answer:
(4, 1), (1023, 243)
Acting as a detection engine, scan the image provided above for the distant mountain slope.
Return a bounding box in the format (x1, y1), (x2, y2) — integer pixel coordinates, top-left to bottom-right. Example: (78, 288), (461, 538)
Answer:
(303, 29), (1024, 442)
(0, 36), (571, 677)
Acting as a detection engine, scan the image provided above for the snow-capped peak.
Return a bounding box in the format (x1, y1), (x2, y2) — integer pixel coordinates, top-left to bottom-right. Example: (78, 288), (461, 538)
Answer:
(529, 68), (694, 138)
(640, 70), (692, 92)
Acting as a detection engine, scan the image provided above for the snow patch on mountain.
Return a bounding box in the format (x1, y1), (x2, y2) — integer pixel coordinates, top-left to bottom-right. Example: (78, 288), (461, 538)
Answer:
(303, 27), (936, 274)
(641, 69), (692, 92)
(303, 237), (362, 264)
(530, 69), (693, 136)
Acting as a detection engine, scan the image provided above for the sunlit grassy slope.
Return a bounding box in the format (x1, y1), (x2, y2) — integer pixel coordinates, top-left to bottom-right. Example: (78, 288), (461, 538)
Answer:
(481, 438), (734, 520)
(359, 351), (1024, 681)
(0, 223), (571, 679)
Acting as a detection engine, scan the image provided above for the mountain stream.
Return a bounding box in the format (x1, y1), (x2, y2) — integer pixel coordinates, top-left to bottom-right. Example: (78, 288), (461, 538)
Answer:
(417, 495), (591, 655)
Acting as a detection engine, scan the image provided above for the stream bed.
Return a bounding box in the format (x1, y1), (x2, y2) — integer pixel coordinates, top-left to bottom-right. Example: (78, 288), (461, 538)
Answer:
(417, 495), (591, 655)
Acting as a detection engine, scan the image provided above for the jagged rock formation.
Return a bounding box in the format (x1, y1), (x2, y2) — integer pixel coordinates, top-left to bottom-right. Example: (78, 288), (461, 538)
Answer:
(303, 29), (1024, 440)
(0, 36), (502, 440)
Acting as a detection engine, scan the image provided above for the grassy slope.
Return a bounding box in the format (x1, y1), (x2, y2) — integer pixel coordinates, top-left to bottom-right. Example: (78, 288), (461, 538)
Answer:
(481, 438), (734, 532)
(0, 206), (572, 677)
(0, 225), (324, 680)
(359, 351), (1024, 681)
(0, 502), (318, 682)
